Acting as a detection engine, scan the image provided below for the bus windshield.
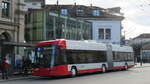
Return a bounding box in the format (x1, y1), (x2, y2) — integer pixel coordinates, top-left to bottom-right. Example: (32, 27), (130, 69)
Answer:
(33, 45), (57, 68)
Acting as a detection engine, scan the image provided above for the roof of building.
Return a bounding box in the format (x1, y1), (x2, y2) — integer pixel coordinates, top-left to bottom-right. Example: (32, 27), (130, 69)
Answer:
(27, 9), (92, 23)
(44, 4), (124, 20)
(24, 0), (44, 2)
(45, 4), (105, 10)
(142, 42), (150, 50)
(107, 7), (121, 13)
(133, 33), (150, 39)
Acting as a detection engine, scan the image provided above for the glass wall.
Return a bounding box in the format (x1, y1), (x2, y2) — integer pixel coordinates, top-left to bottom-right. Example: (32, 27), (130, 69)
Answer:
(25, 10), (44, 44)
(46, 11), (92, 40)
(25, 10), (92, 43)
(142, 50), (150, 63)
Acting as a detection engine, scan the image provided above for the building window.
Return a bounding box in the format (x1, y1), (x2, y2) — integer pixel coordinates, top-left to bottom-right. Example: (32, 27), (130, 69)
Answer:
(92, 10), (100, 16)
(98, 29), (104, 39)
(105, 29), (111, 39)
(76, 9), (84, 16)
(32, 2), (37, 5)
(98, 28), (111, 40)
(60, 9), (68, 15)
(1, 1), (10, 18)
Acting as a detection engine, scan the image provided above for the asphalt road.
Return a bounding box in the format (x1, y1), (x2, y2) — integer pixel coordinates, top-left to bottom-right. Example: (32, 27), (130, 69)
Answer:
(1, 67), (150, 84)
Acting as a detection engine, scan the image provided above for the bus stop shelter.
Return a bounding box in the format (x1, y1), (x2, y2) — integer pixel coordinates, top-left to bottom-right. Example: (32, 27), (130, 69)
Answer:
(0, 42), (35, 74)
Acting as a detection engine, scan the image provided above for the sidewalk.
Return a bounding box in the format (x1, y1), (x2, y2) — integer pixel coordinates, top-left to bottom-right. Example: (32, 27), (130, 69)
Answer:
(0, 74), (34, 82)
(0, 63), (150, 82)
(134, 63), (150, 68)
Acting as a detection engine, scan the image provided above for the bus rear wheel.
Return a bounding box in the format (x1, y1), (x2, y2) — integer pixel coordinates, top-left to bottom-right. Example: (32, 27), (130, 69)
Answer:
(71, 68), (77, 77)
(125, 64), (128, 70)
(102, 65), (106, 73)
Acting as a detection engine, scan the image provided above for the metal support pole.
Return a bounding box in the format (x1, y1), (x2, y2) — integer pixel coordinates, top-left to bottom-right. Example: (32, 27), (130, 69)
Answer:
(140, 50), (143, 66)
(0, 44), (2, 61)
(140, 40), (143, 66)
(53, 16), (56, 39)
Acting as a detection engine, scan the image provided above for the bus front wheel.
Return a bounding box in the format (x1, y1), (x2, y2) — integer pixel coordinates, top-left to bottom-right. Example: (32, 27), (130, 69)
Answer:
(71, 68), (77, 77)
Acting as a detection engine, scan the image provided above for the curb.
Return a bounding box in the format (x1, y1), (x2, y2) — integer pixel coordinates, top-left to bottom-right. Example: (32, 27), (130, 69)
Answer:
(133, 63), (150, 68)
(0, 76), (36, 82)
(134, 65), (150, 68)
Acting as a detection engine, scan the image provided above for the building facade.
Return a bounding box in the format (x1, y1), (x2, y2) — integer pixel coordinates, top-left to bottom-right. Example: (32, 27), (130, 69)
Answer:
(128, 33), (150, 63)
(25, 9), (92, 44)
(0, 0), (26, 73)
(141, 49), (150, 63)
(45, 5), (124, 44)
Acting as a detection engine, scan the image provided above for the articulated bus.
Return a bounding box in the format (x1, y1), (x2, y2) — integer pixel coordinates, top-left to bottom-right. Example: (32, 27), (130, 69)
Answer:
(32, 39), (134, 77)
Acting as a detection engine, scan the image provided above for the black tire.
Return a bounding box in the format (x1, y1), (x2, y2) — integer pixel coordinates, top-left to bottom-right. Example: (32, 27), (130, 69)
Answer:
(70, 67), (77, 77)
(102, 65), (106, 73)
(124, 63), (128, 70)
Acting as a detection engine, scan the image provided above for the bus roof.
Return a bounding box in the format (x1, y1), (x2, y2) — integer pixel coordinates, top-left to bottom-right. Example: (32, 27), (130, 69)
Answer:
(111, 44), (133, 52)
(36, 39), (133, 52)
(66, 40), (107, 51)
(36, 39), (66, 49)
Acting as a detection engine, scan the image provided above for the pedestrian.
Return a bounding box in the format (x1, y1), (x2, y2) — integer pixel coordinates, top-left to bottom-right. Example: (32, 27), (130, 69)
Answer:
(22, 56), (31, 76)
(0, 60), (2, 73)
(1, 57), (9, 80)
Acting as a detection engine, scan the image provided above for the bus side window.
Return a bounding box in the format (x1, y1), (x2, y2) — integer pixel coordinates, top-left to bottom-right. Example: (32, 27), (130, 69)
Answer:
(56, 49), (68, 65)
(102, 51), (107, 62)
(116, 52), (119, 62)
(55, 47), (67, 65)
(113, 52), (115, 61)
(129, 52), (132, 61)
(131, 53), (134, 61)
(55, 47), (60, 65)
(61, 50), (67, 64)
(66, 50), (74, 64)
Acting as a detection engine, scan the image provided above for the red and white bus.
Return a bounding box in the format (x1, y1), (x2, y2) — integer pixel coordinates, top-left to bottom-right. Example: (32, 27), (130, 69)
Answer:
(32, 39), (134, 77)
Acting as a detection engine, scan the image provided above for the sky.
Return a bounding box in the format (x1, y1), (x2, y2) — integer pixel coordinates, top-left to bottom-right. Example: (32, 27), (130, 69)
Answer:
(46, 0), (150, 39)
